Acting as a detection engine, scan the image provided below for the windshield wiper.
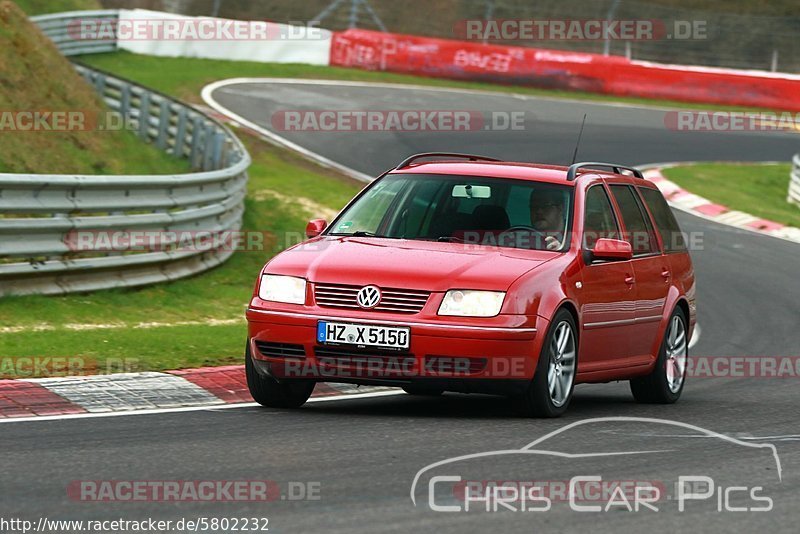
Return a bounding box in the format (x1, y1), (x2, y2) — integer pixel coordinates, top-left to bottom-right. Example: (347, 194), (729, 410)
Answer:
(436, 236), (466, 243)
(329, 231), (395, 238)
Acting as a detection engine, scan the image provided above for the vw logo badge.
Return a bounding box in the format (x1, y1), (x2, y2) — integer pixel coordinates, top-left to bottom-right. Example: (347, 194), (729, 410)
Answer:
(356, 285), (381, 309)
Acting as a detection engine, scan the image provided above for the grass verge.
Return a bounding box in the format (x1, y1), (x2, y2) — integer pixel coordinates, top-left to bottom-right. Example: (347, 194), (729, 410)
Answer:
(663, 162), (799, 227)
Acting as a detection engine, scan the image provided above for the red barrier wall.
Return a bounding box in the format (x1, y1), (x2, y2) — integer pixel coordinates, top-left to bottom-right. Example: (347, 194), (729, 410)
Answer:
(330, 29), (800, 112)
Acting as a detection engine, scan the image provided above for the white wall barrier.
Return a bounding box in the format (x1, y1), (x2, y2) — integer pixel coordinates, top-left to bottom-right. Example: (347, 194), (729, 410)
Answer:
(111, 9), (331, 65)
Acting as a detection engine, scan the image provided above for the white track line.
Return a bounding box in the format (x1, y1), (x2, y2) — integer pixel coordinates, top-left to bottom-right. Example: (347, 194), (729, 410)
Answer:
(0, 390), (405, 425)
(202, 78), (373, 182)
(202, 76), (708, 115)
(0, 318), (243, 335)
(200, 76), (715, 184)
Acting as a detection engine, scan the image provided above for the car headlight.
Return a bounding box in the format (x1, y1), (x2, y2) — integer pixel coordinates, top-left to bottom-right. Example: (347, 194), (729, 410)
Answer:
(438, 290), (506, 317)
(258, 275), (307, 304)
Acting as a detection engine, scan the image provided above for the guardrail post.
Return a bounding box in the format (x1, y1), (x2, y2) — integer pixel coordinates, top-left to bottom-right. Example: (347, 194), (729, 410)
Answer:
(94, 74), (106, 95)
(138, 91), (151, 140)
(120, 84), (131, 116)
(190, 117), (204, 170)
(156, 99), (170, 150)
(203, 126), (217, 170)
(212, 132), (225, 170)
(174, 108), (188, 158)
(603, 0), (621, 56)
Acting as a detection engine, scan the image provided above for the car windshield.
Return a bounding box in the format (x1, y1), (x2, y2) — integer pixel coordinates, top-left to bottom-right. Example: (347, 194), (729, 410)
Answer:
(326, 173), (574, 251)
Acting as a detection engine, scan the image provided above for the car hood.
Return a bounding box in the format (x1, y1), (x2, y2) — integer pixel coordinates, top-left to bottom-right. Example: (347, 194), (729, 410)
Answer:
(264, 236), (557, 292)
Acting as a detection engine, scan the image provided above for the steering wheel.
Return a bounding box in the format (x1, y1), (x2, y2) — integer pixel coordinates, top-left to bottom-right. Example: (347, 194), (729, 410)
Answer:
(504, 225), (546, 238)
(503, 225), (562, 250)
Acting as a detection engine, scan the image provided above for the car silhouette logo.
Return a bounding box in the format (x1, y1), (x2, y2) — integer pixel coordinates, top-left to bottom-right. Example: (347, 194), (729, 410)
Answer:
(356, 285), (382, 308)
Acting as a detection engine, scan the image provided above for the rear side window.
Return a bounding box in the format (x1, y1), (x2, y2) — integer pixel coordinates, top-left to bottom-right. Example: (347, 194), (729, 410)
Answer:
(639, 187), (688, 253)
(583, 186), (619, 250)
(609, 185), (659, 256)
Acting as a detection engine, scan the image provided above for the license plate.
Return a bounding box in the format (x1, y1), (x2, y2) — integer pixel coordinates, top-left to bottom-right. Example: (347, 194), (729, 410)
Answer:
(317, 321), (410, 350)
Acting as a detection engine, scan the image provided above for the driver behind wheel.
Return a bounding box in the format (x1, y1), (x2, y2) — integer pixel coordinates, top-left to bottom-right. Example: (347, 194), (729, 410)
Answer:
(530, 189), (568, 250)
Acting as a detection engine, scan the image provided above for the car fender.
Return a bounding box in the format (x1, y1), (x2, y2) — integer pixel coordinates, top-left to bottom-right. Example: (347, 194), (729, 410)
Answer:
(649, 285), (691, 359)
(504, 255), (583, 324)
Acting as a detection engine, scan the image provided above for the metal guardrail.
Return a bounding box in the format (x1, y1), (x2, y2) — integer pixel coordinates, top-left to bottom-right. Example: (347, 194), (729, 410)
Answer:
(790, 154), (800, 208)
(31, 9), (120, 56)
(0, 14), (250, 296)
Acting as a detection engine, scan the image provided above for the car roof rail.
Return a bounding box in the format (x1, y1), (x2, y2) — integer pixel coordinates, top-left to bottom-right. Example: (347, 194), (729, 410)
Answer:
(395, 152), (502, 169)
(567, 162), (644, 181)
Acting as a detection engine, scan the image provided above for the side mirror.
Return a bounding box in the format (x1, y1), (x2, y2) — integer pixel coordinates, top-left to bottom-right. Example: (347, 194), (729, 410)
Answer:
(591, 238), (633, 261)
(305, 219), (328, 239)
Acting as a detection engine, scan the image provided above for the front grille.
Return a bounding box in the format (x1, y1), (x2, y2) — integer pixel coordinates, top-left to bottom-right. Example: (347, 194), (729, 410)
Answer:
(254, 341), (306, 359)
(314, 283), (430, 314)
(313, 346), (416, 373)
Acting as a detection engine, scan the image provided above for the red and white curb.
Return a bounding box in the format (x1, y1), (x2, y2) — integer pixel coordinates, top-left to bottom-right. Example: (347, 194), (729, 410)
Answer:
(0, 366), (393, 420)
(643, 165), (800, 244)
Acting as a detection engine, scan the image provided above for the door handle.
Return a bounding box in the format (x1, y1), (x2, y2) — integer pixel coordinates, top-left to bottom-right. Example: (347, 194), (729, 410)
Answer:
(624, 275), (635, 285)
(661, 269), (671, 280)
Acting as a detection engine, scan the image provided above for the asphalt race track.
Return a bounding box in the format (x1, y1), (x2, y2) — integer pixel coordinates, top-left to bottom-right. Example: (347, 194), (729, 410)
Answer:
(3, 81), (800, 533)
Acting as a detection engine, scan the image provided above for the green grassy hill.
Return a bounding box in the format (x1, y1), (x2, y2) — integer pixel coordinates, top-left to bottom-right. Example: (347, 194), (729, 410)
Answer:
(0, 1), (186, 174)
(14, 0), (99, 16)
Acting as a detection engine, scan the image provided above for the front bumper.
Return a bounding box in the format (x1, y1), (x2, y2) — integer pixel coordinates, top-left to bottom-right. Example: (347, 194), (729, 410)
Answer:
(246, 306), (545, 392)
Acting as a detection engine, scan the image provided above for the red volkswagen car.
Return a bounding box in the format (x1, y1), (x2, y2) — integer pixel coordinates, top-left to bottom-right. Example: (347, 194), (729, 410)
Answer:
(245, 154), (696, 417)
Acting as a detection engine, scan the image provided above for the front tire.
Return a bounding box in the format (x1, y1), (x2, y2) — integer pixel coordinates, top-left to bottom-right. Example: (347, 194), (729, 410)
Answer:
(246, 342), (315, 408)
(630, 307), (688, 404)
(517, 309), (577, 417)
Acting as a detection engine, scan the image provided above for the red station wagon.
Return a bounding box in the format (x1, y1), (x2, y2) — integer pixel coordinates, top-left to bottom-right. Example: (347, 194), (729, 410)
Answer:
(245, 153), (696, 417)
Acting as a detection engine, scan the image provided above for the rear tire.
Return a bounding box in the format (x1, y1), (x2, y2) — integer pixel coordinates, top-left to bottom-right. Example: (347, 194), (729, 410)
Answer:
(402, 387), (444, 396)
(516, 309), (577, 418)
(245, 342), (315, 408)
(630, 307), (688, 404)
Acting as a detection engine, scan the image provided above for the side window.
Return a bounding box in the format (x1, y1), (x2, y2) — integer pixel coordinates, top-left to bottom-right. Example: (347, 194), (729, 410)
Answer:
(609, 185), (659, 256)
(639, 187), (688, 253)
(583, 186), (619, 250)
